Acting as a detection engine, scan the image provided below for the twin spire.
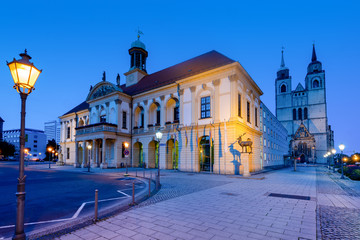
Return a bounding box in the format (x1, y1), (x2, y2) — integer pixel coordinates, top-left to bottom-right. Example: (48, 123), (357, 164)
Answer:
(280, 44), (318, 68)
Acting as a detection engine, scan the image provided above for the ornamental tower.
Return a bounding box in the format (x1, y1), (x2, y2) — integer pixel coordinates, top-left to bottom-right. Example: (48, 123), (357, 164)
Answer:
(125, 33), (148, 87)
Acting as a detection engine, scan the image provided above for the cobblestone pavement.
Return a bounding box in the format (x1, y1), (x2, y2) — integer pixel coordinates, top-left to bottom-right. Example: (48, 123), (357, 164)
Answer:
(53, 168), (319, 240)
(316, 168), (360, 240)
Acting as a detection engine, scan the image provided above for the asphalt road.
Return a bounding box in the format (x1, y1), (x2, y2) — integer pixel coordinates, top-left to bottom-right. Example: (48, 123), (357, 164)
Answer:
(0, 162), (146, 239)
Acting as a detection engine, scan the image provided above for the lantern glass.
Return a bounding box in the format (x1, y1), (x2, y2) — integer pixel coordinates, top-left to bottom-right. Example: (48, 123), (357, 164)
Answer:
(156, 131), (163, 141)
(7, 51), (42, 94)
(339, 144), (345, 151)
(331, 149), (336, 154)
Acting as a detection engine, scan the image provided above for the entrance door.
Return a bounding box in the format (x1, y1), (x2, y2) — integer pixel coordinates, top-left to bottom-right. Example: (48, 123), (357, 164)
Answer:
(199, 136), (212, 171)
(300, 154), (306, 163)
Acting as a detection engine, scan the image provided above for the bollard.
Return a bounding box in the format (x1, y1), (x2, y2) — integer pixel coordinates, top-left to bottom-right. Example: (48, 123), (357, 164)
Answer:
(149, 178), (151, 197)
(132, 182), (135, 205)
(150, 171), (152, 180)
(94, 189), (98, 222)
(136, 169), (138, 177)
(156, 174), (160, 190)
(143, 168), (145, 178)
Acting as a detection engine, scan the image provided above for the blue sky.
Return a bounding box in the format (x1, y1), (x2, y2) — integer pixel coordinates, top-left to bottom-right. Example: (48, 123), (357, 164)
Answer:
(0, 0), (359, 154)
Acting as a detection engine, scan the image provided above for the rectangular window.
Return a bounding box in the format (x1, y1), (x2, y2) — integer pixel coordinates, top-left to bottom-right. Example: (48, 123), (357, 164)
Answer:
(100, 115), (106, 123)
(200, 96), (211, 119)
(122, 111), (127, 129)
(247, 102), (250, 123)
(255, 107), (258, 127)
(66, 148), (70, 159)
(238, 94), (241, 117)
(122, 143), (125, 158)
(34, 145), (37, 148)
(67, 127), (70, 139)
(157, 109), (161, 124)
(264, 125), (266, 133)
(34, 140), (37, 143)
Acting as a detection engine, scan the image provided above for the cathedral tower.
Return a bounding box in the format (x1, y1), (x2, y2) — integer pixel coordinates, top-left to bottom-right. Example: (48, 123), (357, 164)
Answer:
(125, 34), (148, 87)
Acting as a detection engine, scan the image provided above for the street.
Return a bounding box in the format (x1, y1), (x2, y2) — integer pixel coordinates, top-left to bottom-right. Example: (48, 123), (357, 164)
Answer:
(0, 162), (146, 239)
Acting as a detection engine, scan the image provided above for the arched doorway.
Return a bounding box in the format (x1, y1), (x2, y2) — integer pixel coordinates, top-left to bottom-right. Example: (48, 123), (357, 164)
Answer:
(148, 140), (158, 168)
(166, 139), (178, 169)
(199, 136), (213, 171)
(133, 142), (143, 167)
(300, 154), (306, 163)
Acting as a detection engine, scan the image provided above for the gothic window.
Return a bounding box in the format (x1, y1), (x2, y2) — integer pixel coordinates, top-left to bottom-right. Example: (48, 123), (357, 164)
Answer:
(312, 79), (320, 88)
(280, 84), (287, 93)
(298, 108), (302, 120)
(140, 111), (144, 128)
(200, 96), (211, 119)
(304, 108), (308, 120)
(293, 109), (297, 120)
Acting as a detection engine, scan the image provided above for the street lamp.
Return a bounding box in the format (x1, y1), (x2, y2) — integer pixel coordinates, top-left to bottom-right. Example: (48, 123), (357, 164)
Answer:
(155, 130), (163, 190)
(339, 144), (345, 179)
(124, 142), (129, 176)
(7, 50), (42, 240)
(87, 144), (92, 172)
(331, 149), (336, 173)
(47, 147), (53, 169)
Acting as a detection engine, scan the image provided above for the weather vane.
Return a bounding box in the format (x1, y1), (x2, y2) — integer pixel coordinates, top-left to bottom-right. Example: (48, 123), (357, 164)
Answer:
(137, 27), (144, 40)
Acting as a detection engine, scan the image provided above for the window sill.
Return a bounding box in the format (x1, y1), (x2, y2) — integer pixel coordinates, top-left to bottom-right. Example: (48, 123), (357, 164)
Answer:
(199, 117), (212, 120)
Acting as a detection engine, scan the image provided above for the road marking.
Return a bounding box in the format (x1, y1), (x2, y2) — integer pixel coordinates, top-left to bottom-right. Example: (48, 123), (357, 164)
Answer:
(117, 190), (131, 197)
(72, 203), (86, 219)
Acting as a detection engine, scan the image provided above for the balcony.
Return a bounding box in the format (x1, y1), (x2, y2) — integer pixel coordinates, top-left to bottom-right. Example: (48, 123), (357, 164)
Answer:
(76, 123), (118, 136)
(132, 122), (179, 135)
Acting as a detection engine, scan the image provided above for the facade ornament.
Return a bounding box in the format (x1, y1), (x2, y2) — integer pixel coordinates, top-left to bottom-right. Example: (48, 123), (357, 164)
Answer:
(202, 84), (206, 90)
(160, 95), (165, 101)
(190, 86), (196, 92)
(229, 74), (238, 82)
(116, 73), (120, 86)
(144, 100), (148, 105)
(212, 79), (220, 86)
(115, 99), (122, 105)
(89, 85), (93, 91)
(102, 71), (106, 81)
(178, 89), (184, 95)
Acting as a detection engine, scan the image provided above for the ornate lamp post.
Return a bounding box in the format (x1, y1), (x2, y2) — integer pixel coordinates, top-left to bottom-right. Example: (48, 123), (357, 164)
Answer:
(47, 147), (53, 169)
(331, 149), (336, 173)
(155, 130), (163, 190)
(7, 50), (42, 240)
(339, 144), (345, 179)
(124, 142), (129, 176)
(87, 144), (92, 172)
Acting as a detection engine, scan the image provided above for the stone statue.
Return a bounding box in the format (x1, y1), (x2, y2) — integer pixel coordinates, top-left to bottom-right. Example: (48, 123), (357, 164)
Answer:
(89, 85), (93, 91)
(116, 73), (120, 86)
(102, 71), (106, 81)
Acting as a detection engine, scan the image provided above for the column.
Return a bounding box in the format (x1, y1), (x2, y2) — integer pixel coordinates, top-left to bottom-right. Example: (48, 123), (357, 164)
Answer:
(101, 138), (107, 169)
(115, 99), (122, 131)
(179, 89), (184, 125)
(82, 142), (86, 168)
(105, 102), (110, 122)
(229, 74), (238, 121)
(212, 79), (221, 123)
(190, 86), (196, 125)
(160, 96), (165, 127)
(91, 140), (96, 167)
(75, 141), (80, 168)
(143, 100), (149, 131)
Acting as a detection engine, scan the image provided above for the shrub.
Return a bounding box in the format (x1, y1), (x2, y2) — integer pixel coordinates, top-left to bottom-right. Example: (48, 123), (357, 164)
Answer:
(349, 169), (360, 180)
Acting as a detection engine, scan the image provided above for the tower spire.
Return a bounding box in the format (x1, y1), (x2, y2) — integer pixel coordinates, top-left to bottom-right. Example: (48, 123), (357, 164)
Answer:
(311, 44), (317, 62)
(280, 47), (285, 68)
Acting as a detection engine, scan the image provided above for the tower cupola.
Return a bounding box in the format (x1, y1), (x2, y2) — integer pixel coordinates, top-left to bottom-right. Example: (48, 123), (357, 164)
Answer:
(307, 44), (322, 74)
(129, 34), (148, 72)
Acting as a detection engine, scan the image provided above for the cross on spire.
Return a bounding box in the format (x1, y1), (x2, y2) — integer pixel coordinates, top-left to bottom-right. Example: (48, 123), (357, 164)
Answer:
(311, 44), (317, 62)
(280, 46), (285, 68)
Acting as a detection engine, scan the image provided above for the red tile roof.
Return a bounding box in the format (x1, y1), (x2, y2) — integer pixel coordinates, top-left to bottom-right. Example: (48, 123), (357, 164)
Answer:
(122, 50), (235, 95)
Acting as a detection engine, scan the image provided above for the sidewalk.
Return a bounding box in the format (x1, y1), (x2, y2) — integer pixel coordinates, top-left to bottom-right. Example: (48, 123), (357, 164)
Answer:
(50, 167), (321, 240)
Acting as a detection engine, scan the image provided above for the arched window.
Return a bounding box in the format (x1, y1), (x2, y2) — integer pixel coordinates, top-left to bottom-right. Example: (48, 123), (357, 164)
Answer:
(293, 109), (297, 120)
(280, 84), (287, 93)
(304, 107), (308, 120)
(298, 108), (302, 120)
(312, 79), (319, 88)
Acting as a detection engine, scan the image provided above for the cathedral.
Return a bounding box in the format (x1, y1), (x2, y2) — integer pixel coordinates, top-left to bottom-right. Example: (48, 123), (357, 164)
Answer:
(275, 45), (334, 164)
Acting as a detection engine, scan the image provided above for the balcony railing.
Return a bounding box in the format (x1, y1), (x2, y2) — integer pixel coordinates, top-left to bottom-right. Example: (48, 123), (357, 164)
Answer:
(76, 123), (118, 135)
(132, 122), (180, 135)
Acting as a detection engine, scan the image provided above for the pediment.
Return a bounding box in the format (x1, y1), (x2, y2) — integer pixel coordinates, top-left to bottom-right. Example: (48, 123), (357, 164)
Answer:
(294, 83), (305, 92)
(86, 82), (123, 101)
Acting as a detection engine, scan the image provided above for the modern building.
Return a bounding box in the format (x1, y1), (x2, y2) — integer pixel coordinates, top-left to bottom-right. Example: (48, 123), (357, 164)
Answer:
(59, 36), (289, 175)
(0, 117), (4, 141)
(44, 120), (61, 144)
(260, 102), (288, 168)
(275, 45), (334, 163)
(3, 128), (47, 160)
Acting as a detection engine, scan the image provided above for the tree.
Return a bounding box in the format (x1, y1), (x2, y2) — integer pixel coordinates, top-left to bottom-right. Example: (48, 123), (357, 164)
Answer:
(0, 141), (16, 157)
(45, 139), (59, 161)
